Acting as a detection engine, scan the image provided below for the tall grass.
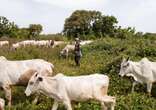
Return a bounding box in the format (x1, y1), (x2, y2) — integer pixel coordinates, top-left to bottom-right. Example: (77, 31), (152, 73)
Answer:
(0, 36), (156, 110)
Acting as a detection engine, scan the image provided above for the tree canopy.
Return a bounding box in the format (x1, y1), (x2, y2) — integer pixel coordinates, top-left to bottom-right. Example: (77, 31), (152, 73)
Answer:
(0, 10), (141, 39)
(63, 10), (118, 39)
(28, 24), (43, 39)
(0, 16), (18, 38)
(0, 16), (43, 39)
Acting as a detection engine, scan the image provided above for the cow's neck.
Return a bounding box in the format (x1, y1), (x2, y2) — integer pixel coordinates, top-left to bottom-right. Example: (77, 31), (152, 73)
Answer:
(38, 77), (62, 100)
(131, 61), (147, 81)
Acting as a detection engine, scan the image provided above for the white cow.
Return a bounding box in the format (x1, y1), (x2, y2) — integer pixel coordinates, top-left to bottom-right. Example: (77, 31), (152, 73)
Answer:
(12, 40), (53, 49)
(25, 73), (116, 110)
(0, 98), (5, 110)
(35, 40), (49, 47)
(12, 43), (21, 50)
(12, 40), (35, 49)
(80, 40), (93, 46)
(60, 44), (75, 58)
(0, 57), (54, 107)
(119, 57), (156, 95)
(35, 40), (54, 47)
(20, 40), (35, 47)
(0, 41), (9, 47)
(52, 41), (65, 48)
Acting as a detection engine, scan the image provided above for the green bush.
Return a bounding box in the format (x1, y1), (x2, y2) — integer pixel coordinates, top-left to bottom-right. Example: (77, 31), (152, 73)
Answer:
(0, 36), (156, 110)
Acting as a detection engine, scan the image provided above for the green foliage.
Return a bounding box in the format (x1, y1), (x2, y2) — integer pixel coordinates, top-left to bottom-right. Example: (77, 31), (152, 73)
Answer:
(17, 28), (30, 39)
(64, 10), (101, 38)
(93, 15), (118, 37)
(0, 26), (156, 110)
(39, 34), (67, 41)
(28, 24), (43, 38)
(115, 27), (136, 39)
(137, 46), (156, 57)
(0, 16), (18, 38)
(1, 9), (156, 110)
(116, 93), (156, 110)
(0, 16), (44, 39)
(63, 10), (118, 39)
(143, 32), (156, 40)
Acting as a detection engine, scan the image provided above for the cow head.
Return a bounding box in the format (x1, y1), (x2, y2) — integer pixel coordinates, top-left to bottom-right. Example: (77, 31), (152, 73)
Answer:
(25, 72), (43, 96)
(119, 57), (132, 77)
(60, 49), (68, 58)
(60, 50), (64, 56)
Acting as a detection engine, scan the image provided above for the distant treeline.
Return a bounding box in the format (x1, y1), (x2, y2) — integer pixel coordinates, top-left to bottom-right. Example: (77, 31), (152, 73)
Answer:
(0, 10), (155, 40)
(0, 16), (42, 39)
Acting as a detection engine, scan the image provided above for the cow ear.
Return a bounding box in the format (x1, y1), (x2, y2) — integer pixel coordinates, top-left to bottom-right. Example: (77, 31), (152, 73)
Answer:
(38, 77), (43, 82)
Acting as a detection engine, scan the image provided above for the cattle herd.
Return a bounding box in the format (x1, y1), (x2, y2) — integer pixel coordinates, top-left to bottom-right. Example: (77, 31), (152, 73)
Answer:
(0, 39), (155, 110)
(0, 40), (93, 58)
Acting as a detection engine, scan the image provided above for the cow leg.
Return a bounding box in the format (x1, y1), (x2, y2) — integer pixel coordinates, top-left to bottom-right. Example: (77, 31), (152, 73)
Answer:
(65, 52), (68, 59)
(131, 81), (138, 92)
(51, 100), (59, 110)
(147, 83), (152, 96)
(3, 85), (11, 107)
(101, 102), (107, 110)
(63, 100), (72, 110)
(99, 96), (116, 110)
(32, 95), (39, 104)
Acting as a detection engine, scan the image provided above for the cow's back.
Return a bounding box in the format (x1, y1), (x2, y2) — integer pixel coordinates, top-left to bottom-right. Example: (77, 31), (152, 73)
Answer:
(0, 60), (26, 85)
(62, 74), (109, 100)
(64, 74), (109, 85)
(15, 59), (53, 75)
(139, 58), (156, 81)
(0, 59), (53, 86)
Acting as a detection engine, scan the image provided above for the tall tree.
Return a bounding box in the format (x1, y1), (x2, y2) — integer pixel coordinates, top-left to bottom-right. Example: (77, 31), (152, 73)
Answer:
(63, 10), (103, 39)
(101, 16), (118, 36)
(90, 15), (118, 37)
(115, 26), (136, 39)
(28, 24), (43, 39)
(18, 28), (29, 39)
(63, 10), (118, 39)
(0, 16), (18, 38)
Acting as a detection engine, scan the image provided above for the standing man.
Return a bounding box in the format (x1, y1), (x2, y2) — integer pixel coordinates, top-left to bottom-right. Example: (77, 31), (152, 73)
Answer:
(74, 38), (82, 66)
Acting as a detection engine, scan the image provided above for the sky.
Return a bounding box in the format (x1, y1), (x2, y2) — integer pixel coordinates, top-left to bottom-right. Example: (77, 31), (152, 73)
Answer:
(0, 0), (156, 34)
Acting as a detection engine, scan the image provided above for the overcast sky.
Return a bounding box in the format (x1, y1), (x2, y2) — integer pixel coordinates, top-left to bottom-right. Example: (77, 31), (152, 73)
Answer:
(0, 0), (156, 34)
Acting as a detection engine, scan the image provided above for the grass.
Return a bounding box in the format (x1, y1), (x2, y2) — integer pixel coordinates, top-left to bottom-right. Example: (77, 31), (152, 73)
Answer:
(0, 36), (156, 110)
